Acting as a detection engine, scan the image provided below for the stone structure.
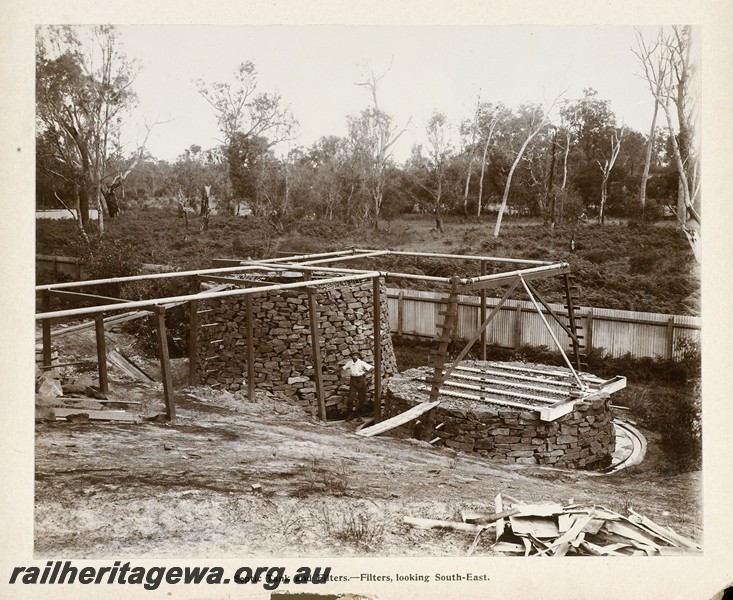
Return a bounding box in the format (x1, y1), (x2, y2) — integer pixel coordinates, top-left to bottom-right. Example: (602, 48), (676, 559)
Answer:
(194, 278), (398, 418)
(385, 365), (615, 470)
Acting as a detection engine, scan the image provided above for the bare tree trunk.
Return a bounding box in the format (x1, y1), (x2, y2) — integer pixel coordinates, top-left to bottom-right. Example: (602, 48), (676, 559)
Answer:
(561, 132), (570, 190)
(494, 132), (538, 238)
(544, 129), (558, 227)
(476, 132), (493, 219)
(639, 100), (659, 220)
(599, 177), (608, 225)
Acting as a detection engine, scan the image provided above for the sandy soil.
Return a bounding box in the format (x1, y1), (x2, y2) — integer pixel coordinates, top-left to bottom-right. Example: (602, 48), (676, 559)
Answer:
(34, 329), (702, 558)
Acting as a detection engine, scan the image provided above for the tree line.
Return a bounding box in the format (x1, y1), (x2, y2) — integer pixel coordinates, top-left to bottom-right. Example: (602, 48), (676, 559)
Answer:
(36, 25), (699, 241)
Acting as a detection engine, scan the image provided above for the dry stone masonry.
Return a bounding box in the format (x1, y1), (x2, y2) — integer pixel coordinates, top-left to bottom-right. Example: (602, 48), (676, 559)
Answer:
(385, 365), (615, 470)
(194, 278), (398, 418)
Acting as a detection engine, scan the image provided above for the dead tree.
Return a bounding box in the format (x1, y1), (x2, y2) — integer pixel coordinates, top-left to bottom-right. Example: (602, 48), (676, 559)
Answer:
(596, 127), (623, 225)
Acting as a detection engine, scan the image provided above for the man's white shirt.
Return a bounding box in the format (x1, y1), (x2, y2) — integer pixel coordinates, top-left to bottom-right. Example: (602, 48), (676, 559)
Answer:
(343, 359), (374, 377)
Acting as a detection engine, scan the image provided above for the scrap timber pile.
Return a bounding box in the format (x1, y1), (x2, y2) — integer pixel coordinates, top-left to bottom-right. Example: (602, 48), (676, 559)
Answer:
(404, 493), (702, 557)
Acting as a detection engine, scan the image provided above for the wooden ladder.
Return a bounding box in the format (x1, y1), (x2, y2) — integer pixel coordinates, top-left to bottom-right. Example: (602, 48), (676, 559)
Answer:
(422, 278), (461, 439)
(563, 274), (587, 371)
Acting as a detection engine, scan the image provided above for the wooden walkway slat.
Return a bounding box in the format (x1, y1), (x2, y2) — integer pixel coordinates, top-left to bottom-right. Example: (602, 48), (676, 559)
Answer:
(356, 401), (440, 437)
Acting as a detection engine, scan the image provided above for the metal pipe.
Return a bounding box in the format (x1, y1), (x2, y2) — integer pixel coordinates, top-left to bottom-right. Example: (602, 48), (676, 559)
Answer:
(518, 275), (587, 391)
(298, 250), (391, 265)
(36, 272), (381, 321)
(354, 248), (552, 266)
(258, 248), (365, 263)
(243, 260), (454, 284)
(461, 262), (570, 286)
(35, 263), (277, 292)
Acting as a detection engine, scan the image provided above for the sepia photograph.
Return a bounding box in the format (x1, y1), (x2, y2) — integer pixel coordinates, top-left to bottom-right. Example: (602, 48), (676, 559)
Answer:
(3, 3), (733, 599)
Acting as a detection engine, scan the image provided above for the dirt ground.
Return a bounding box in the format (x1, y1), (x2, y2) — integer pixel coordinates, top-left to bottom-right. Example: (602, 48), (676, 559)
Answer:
(34, 329), (702, 558)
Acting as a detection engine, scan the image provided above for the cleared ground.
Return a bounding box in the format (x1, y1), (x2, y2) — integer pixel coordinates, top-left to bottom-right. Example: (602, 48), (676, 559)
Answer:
(34, 330), (701, 558)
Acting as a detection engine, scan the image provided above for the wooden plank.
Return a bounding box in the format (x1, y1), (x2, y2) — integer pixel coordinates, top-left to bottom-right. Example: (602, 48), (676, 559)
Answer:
(49, 290), (128, 305)
(306, 284), (327, 422)
(449, 372), (569, 396)
(356, 400), (440, 437)
(403, 517), (485, 533)
(627, 510), (701, 550)
(245, 294), (256, 402)
(454, 365), (575, 388)
(433, 388), (544, 413)
(509, 516), (560, 538)
(54, 408), (138, 422)
(107, 349), (154, 383)
(188, 300), (199, 386)
(373, 276), (382, 423)
(439, 378), (563, 404)
(154, 306), (176, 421)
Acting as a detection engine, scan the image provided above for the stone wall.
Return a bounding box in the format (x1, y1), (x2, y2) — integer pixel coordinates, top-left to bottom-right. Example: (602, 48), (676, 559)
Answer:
(385, 367), (615, 470)
(195, 278), (398, 418)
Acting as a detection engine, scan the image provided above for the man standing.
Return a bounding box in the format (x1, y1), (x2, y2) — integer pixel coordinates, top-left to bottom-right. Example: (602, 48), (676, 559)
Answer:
(342, 351), (374, 421)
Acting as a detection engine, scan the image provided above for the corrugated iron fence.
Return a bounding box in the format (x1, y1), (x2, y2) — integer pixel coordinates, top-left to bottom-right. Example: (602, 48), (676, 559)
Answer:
(386, 288), (700, 361)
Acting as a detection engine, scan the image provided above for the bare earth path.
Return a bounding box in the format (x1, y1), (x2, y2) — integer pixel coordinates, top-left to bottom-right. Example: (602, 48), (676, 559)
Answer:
(35, 352), (701, 558)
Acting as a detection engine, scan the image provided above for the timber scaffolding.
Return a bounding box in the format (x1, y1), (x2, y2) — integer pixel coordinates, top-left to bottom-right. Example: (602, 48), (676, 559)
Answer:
(35, 248), (624, 429)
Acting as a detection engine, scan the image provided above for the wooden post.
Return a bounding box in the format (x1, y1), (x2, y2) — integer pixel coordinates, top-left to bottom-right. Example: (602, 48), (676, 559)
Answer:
(94, 314), (108, 393)
(397, 289), (405, 339)
(513, 305), (523, 349)
(245, 294), (256, 402)
(306, 283), (327, 422)
(586, 308), (594, 352)
(480, 260), (487, 361)
(188, 298), (198, 385)
(373, 276), (382, 424)
(666, 316), (676, 360)
(188, 276), (199, 386)
(154, 306), (176, 421)
(41, 291), (52, 367)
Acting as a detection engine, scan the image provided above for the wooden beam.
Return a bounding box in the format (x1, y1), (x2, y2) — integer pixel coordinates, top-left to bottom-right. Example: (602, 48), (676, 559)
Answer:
(245, 294), (256, 402)
(396, 289), (404, 339)
(306, 283), (327, 422)
(480, 260), (487, 361)
(188, 277), (199, 386)
(94, 315), (108, 393)
(54, 408), (139, 422)
(436, 379), (560, 404)
(154, 306), (176, 421)
(49, 289), (128, 306)
(356, 400), (440, 437)
(373, 276), (382, 424)
(197, 274), (279, 287)
(666, 316), (675, 359)
(41, 291), (52, 367)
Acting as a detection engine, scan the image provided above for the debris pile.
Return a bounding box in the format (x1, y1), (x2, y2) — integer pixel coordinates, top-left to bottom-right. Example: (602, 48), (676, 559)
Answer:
(35, 363), (143, 423)
(404, 493), (701, 556)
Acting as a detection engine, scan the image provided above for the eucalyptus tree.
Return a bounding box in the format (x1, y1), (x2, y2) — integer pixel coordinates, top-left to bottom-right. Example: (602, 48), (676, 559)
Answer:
(347, 69), (409, 230)
(197, 61), (297, 215)
(36, 25), (145, 233)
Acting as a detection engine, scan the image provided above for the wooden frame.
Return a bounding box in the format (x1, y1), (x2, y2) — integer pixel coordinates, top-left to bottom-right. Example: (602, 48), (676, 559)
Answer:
(35, 249), (602, 424)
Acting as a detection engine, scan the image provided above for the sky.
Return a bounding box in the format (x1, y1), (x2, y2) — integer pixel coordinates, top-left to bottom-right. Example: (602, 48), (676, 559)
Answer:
(113, 25), (667, 163)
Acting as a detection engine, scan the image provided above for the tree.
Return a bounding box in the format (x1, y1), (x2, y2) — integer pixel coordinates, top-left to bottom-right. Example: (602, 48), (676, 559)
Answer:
(348, 68), (409, 230)
(493, 103), (551, 237)
(596, 127), (624, 224)
(460, 101), (506, 218)
(197, 61), (297, 215)
(424, 112), (452, 232)
(36, 25), (147, 234)
(634, 27), (700, 230)
(306, 136), (359, 222)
